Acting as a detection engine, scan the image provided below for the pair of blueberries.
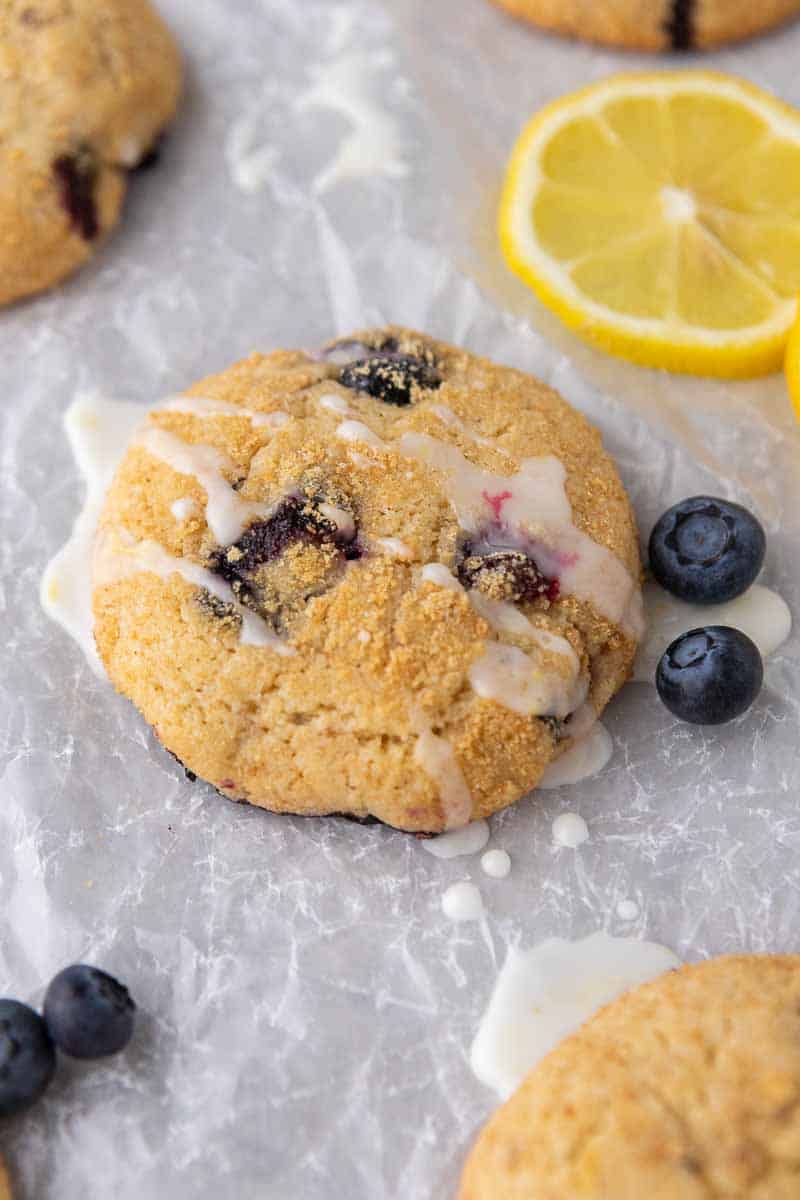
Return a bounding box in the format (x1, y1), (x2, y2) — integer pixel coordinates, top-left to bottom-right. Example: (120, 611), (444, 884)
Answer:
(0, 965), (135, 1118)
(650, 497), (766, 725)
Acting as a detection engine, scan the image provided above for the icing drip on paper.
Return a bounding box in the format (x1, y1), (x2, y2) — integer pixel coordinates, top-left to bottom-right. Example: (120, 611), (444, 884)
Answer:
(539, 723), (614, 789)
(421, 821), (490, 859)
(551, 812), (589, 848)
(40, 393), (147, 676)
(441, 882), (484, 922)
(635, 580), (792, 682)
(470, 933), (681, 1098)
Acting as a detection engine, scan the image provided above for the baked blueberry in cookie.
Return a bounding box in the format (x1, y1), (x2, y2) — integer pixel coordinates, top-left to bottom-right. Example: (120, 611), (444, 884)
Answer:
(93, 327), (643, 832)
(0, 0), (182, 306)
(340, 354), (441, 407)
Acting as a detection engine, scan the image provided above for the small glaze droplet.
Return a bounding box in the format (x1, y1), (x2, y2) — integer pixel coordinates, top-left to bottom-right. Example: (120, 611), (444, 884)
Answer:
(481, 849), (511, 879)
(552, 812), (589, 848)
(422, 821), (489, 860)
(616, 899), (640, 921)
(441, 882), (484, 922)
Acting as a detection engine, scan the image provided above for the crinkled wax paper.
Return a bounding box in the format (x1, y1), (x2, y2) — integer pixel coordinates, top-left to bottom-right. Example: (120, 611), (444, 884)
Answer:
(2, 2), (800, 1197)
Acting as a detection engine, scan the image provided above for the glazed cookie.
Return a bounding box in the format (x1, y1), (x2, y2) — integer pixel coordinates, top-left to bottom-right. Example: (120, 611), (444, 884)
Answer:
(490, 0), (800, 50)
(93, 327), (643, 833)
(460, 954), (800, 1199)
(0, 0), (182, 307)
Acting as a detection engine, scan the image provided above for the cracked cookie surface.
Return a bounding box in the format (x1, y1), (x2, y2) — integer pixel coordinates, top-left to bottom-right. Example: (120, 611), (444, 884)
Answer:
(459, 954), (800, 1200)
(93, 327), (642, 832)
(490, 0), (800, 50)
(0, 0), (181, 306)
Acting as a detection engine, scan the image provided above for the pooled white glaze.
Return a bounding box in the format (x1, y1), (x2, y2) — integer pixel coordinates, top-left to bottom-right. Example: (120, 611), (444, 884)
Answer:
(318, 393), (352, 416)
(421, 820), (489, 859)
(441, 881), (484, 922)
(335, 420), (386, 449)
(156, 396), (291, 430)
(297, 51), (409, 194)
(551, 812), (589, 848)
(470, 933), (681, 1098)
(539, 722), (614, 790)
(468, 642), (586, 719)
(319, 503), (356, 540)
(481, 849), (511, 879)
(134, 427), (273, 545)
(634, 581), (792, 682)
(397, 433), (643, 639)
(94, 530), (293, 654)
(40, 393), (147, 676)
(170, 498), (198, 521)
(375, 537), (413, 560)
(420, 563), (464, 592)
(616, 899), (640, 921)
(411, 711), (472, 831)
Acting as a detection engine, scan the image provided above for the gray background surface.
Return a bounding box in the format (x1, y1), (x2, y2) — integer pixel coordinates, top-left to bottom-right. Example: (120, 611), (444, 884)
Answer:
(2, 2), (800, 1196)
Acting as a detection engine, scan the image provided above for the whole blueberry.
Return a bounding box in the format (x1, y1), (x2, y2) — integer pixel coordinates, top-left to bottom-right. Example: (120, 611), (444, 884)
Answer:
(649, 496), (765, 604)
(0, 999), (56, 1117)
(44, 965), (135, 1059)
(656, 625), (763, 725)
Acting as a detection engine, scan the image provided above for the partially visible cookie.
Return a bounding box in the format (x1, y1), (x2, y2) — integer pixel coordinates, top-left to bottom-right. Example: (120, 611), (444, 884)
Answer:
(460, 954), (800, 1199)
(92, 327), (642, 833)
(490, 0), (800, 50)
(0, 0), (182, 306)
(0, 1156), (12, 1200)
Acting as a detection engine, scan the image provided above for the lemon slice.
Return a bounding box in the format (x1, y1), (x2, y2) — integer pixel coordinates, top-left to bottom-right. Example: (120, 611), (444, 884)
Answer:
(500, 72), (800, 378)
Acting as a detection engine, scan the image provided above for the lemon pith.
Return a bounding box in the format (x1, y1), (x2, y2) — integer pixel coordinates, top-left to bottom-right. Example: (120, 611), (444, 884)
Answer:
(499, 72), (800, 378)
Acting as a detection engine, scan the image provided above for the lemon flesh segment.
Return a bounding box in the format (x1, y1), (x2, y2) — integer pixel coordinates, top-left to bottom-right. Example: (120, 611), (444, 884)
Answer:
(500, 72), (800, 377)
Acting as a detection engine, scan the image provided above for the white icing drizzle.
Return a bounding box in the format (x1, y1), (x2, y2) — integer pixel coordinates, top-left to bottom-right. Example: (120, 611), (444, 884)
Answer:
(411, 710), (472, 831)
(539, 722), (614, 789)
(441, 881), (485, 922)
(348, 450), (375, 470)
(551, 812), (589, 847)
(319, 503), (356, 540)
(135, 427), (273, 545)
(634, 580), (792, 682)
(41, 393), (147, 676)
(297, 50), (410, 194)
(397, 432), (644, 639)
(157, 395), (291, 430)
(420, 563), (464, 592)
(481, 849), (511, 879)
(335, 419), (387, 448)
(318, 392), (352, 415)
(170, 498), (197, 521)
(470, 933), (682, 1099)
(375, 537), (414, 561)
(94, 530), (293, 655)
(469, 593), (582, 675)
(428, 404), (508, 453)
(421, 820), (489, 859)
(469, 642), (588, 719)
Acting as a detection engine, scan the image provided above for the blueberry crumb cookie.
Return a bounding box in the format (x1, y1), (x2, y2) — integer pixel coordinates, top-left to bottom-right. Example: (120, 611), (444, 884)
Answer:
(93, 327), (642, 832)
(460, 954), (800, 1199)
(490, 0), (800, 50)
(0, 0), (182, 306)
